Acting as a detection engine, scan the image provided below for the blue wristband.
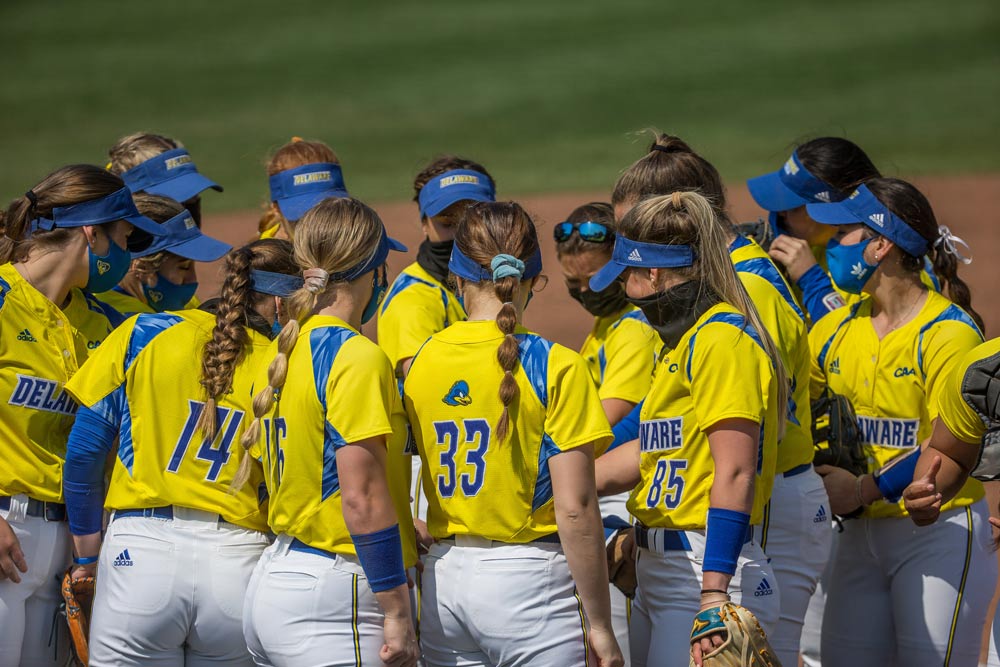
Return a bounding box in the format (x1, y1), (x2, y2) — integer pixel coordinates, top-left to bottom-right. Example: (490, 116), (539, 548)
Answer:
(73, 555), (99, 566)
(703, 507), (750, 576)
(351, 525), (407, 593)
(873, 448), (922, 503)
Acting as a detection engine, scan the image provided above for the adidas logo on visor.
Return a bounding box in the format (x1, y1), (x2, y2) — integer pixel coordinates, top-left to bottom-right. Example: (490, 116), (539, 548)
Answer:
(627, 248), (643, 262)
(869, 213), (885, 227)
(814, 191), (832, 203)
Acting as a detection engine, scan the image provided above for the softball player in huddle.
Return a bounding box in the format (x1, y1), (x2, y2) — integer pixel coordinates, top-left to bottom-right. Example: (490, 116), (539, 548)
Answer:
(555, 200), (659, 664)
(593, 191), (786, 667)
(805, 178), (993, 666)
(403, 201), (623, 667)
(241, 197), (419, 667)
(99, 194), (231, 316)
(612, 134), (828, 666)
(258, 137), (347, 240)
(0, 164), (166, 666)
(61, 239), (299, 666)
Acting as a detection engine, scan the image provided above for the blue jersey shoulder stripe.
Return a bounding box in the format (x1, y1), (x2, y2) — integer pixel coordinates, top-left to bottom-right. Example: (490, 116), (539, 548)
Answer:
(380, 273), (438, 315)
(729, 235), (752, 251)
(686, 312), (767, 382)
(816, 303), (863, 372)
(733, 257), (805, 321)
(514, 333), (553, 408)
(916, 304), (983, 376)
(610, 309), (649, 331)
(82, 290), (126, 327)
(0, 275), (10, 311)
(124, 313), (184, 371)
(923, 256), (942, 292)
(308, 326), (357, 501)
(532, 432), (561, 512)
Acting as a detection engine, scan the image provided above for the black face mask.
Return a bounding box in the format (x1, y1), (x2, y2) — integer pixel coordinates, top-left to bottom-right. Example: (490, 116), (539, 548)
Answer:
(417, 238), (454, 284)
(568, 282), (629, 318)
(627, 280), (721, 349)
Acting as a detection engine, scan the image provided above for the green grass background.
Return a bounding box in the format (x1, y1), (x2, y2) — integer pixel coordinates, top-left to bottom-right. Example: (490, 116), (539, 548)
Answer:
(2, 0), (997, 213)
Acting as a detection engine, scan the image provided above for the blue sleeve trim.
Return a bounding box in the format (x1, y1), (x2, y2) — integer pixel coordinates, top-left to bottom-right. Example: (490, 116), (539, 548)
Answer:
(351, 525), (407, 593)
(873, 448), (922, 503)
(687, 312), (767, 382)
(609, 400), (642, 451)
(514, 333), (552, 408)
(83, 290), (127, 328)
(124, 313), (183, 371)
(309, 326), (357, 501)
(0, 275), (11, 311)
(796, 264), (845, 324)
(64, 406), (118, 535)
(531, 433), (561, 511)
(916, 304), (983, 377)
(816, 303), (862, 372)
(733, 256), (804, 321)
(703, 507), (750, 576)
(379, 273), (437, 316)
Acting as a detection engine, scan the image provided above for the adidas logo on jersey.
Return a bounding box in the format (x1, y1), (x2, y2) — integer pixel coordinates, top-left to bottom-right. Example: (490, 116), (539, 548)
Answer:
(627, 248), (643, 262)
(113, 549), (134, 567)
(814, 506), (828, 523)
(16, 329), (37, 342)
(754, 578), (774, 597)
(868, 213), (885, 227)
(829, 358), (841, 375)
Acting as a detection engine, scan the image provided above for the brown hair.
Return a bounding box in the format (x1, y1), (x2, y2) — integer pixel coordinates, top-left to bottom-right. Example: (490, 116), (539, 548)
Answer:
(863, 177), (983, 332)
(0, 164), (125, 264)
(194, 238), (298, 441)
(453, 201), (540, 441)
(234, 197), (384, 489)
(107, 132), (181, 174)
(554, 201), (616, 258)
(413, 155), (495, 209)
(612, 132), (728, 222)
(259, 138), (340, 235)
(620, 192), (788, 436)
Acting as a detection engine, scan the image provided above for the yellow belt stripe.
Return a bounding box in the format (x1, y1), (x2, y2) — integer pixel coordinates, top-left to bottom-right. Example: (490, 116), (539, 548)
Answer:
(943, 506), (974, 667)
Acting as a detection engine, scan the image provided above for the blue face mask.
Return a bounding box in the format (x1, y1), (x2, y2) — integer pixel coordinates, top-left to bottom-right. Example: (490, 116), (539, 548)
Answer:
(142, 274), (198, 312)
(826, 236), (879, 294)
(271, 312), (283, 338)
(86, 237), (132, 293)
(361, 266), (388, 324)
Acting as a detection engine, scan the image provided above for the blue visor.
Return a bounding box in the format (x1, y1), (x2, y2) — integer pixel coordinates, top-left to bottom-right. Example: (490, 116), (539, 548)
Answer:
(250, 270), (304, 297)
(448, 245), (542, 283)
(806, 185), (930, 257)
(330, 227), (407, 283)
(133, 210), (232, 260)
(746, 151), (844, 212)
(418, 169), (496, 218)
(269, 163), (349, 222)
(29, 186), (165, 239)
(121, 148), (223, 202)
(589, 236), (696, 292)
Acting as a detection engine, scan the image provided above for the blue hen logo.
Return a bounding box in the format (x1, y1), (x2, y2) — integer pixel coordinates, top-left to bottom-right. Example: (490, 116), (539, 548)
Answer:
(442, 380), (472, 406)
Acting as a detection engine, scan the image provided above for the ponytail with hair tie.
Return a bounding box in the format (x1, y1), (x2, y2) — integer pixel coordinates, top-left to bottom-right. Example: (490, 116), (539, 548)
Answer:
(490, 254), (525, 281)
(934, 226), (972, 265)
(303, 268), (330, 293)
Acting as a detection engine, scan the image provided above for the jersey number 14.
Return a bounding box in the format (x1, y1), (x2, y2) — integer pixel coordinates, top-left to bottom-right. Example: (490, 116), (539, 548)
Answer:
(166, 400), (245, 482)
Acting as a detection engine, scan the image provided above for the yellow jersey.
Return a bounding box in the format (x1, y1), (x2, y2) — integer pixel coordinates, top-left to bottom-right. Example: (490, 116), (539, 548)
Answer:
(403, 320), (612, 542)
(97, 288), (200, 316)
(730, 236), (813, 473)
(937, 338), (1000, 445)
(0, 263), (116, 501)
(809, 291), (984, 519)
(377, 262), (466, 372)
(64, 310), (271, 531)
(579, 306), (658, 404)
(629, 303), (779, 530)
(251, 315), (417, 565)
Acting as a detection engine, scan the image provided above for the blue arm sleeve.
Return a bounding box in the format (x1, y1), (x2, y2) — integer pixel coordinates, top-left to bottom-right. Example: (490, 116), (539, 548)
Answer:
(796, 264), (846, 325)
(64, 405), (118, 536)
(351, 525), (407, 593)
(703, 507), (751, 576)
(873, 448), (922, 503)
(608, 400), (643, 451)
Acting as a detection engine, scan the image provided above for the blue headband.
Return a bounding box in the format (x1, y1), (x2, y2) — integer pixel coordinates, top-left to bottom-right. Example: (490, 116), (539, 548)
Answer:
(29, 186), (165, 238)
(330, 228), (408, 283)
(132, 210), (232, 261)
(746, 150), (844, 212)
(249, 270), (304, 297)
(268, 163), (349, 222)
(589, 236), (696, 292)
(806, 185), (930, 257)
(418, 169), (496, 218)
(448, 245), (543, 283)
(121, 148), (223, 201)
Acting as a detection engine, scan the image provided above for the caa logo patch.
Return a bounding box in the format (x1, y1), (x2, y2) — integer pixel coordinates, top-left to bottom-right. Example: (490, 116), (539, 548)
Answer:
(8, 375), (77, 416)
(894, 367), (916, 378)
(113, 549), (133, 567)
(442, 380), (472, 406)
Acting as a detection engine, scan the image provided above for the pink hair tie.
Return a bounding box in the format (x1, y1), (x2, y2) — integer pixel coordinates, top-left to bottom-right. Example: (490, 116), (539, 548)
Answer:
(303, 268), (330, 293)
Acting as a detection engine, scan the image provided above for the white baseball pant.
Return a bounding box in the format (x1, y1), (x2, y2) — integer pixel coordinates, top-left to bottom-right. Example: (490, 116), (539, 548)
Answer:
(601, 491), (633, 667)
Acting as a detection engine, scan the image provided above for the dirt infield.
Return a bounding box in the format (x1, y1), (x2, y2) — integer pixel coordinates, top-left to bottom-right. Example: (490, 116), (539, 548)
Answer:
(197, 175), (1000, 347)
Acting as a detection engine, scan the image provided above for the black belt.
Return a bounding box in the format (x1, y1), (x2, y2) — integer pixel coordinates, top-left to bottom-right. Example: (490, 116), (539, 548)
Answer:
(440, 533), (561, 545)
(113, 506), (238, 529)
(0, 496), (66, 522)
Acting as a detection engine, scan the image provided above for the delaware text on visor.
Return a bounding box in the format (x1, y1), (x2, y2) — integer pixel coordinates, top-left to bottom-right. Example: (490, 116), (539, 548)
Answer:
(121, 148), (223, 203)
(269, 163), (349, 222)
(589, 235), (696, 292)
(418, 169), (496, 219)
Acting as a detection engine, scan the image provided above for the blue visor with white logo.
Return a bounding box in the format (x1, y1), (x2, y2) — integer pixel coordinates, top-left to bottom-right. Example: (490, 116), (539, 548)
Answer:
(133, 210), (232, 260)
(448, 245), (542, 283)
(418, 169), (496, 218)
(589, 236), (696, 292)
(269, 163), (349, 222)
(747, 151), (843, 212)
(330, 227), (407, 283)
(30, 186), (165, 239)
(250, 270), (304, 297)
(121, 148), (223, 202)
(806, 185), (929, 257)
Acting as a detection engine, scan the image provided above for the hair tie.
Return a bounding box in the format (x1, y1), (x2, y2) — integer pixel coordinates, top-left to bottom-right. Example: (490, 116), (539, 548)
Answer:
(650, 144), (679, 155)
(24, 190), (38, 211)
(302, 267), (330, 293)
(291, 136), (303, 143)
(934, 225), (972, 265)
(490, 254), (525, 281)
(671, 191), (683, 207)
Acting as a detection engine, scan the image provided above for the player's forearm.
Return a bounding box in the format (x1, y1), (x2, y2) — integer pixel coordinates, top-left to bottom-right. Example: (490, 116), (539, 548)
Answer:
(595, 439), (641, 497)
(373, 584), (412, 620)
(918, 446), (968, 504)
(555, 494), (614, 632)
(339, 439), (398, 535)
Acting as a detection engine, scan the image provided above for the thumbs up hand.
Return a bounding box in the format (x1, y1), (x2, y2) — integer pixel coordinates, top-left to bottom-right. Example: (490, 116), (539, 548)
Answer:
(903, 455), (943, 526)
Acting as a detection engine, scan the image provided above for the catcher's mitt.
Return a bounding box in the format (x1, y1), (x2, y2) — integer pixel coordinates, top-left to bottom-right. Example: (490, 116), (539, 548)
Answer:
(606, 529), (636, 599)
(811, 388), (867, 476)
(61, 568), (96, 666)
(689, 602), (782, 667)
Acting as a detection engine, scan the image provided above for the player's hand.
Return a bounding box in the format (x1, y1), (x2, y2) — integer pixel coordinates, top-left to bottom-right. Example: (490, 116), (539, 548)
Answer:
(903, 455), (943, 526)
(768, 234), (817, 282)
(815, 465), (862, 515)
(0, 516), (27, 583)
(588, 624), (624, 667)
(414, 518), (434, 555)
(379, 611), (419, 667)
(691, 598), (729, 667)
(70, 562), (97, 581)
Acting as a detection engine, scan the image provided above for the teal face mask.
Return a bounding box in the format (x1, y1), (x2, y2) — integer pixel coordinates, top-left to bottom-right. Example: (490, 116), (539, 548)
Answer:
(86, 237), (131, 293)
(142, 274), (198, 312)
(362, 266), (388, 324)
